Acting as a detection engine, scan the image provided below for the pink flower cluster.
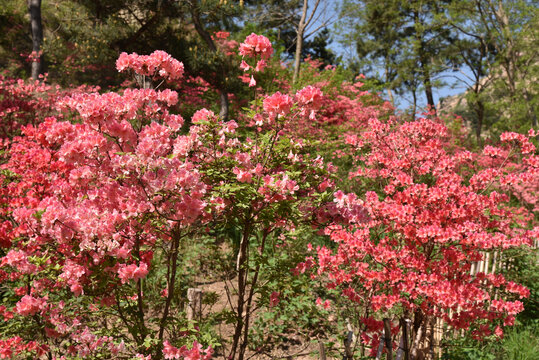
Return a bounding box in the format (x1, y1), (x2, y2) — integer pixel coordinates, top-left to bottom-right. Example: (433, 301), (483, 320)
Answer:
(15, 295), (47, 316)
(295, 85), (323, 109)
(214, 31), (230, 40)
(58, 88), (181, 129)
(59, 260), (87, 296)
(1, 250), (37, 274)
(269, 291), (280, 307)
(163, 340), (213, 360)
(137, 122), (172, 159)
(239, 33), (273, 60)
(263, 92), (293, 119)
(0, 337), (48, 359)
(238, 33), (273, 85)
(118, 262), (149, 284)
(258, 173), (299, 202)
(332, 190), (370, 224)
(116, 50), (184, 80)
(192, 108), (217, 124)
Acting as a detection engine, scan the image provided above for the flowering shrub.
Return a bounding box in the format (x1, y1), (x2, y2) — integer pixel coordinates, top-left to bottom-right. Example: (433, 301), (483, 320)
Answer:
(307, 117), (538, 356)
(0, 75), (97, 138)
(116, 50), (185, 81)
(0, 76), (208, 358)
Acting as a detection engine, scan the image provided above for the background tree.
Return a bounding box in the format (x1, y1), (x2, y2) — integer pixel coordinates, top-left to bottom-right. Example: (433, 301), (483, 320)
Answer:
(302, 28), (339, 67)
(28, 0), (44, 80)
(338, 0), (460, 112)
(292, 0), (336, 83)
(244, 0), (335, 83)
(445, 0), (538, 140)
(475, 0), (538, 132)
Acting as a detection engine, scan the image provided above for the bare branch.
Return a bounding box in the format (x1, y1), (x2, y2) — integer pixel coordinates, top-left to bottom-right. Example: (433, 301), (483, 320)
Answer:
(304, 0), (321, 28)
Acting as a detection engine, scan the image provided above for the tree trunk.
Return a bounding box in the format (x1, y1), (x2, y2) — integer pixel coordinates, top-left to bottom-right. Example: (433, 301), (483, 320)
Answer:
(156, 232), (182, 360)
(186, 288), (203, 322)
(410, 309), (424, 359)
(413, 9), (435, 113)
(411, 87), (418, 121)
(189, 1), (229, 120)
(28, 0), (44, 80)
(228, 221), (251, 360)
(523, 89), (538, 128)
(421, 60), (435, 112)
(383, 318), (394, 360)
(293, 0), (309, 84)
(293, 30), (305, 84)
(475, 99), (485, 143)
(385, 64), (395, 105)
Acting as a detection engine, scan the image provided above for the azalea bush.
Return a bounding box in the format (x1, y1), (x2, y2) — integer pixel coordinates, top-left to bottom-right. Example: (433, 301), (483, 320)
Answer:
(307, 117), (538, 357)
(0, 75), (98, 139)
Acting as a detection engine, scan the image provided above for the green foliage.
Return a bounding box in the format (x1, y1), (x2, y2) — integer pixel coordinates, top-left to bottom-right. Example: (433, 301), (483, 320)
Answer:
(443, 323), (539, 360)
(0, 1), (31, 77)
(501, 247), (539, 325)
(303, 28), (340, 66)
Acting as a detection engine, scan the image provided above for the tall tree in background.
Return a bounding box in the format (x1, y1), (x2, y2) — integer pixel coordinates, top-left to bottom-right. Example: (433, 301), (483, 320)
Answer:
(303, 28), (338, 66)
(477, 0), (538, 131)
(187, 0), (231, 120)
(339, 0), (403, 104)
(446, 0), (538, 137)
(28, 0), (44, 80)
(339, 0), (459, 112)
(247, 0), (335, 81)
(446, 0), (497, 141)
(293, 0), (321, 83)
(245, 0), (302, 54)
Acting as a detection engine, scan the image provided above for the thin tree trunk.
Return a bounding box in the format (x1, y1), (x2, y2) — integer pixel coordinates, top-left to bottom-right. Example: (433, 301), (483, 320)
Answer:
(157, 231), (182, 359)
(237, 229), (271, 360)
(318, 338), (327, 360)
(293, 0), (309, 84)
(189, 1), (229, 120)
(422, 63), (435, 112)
(413, 9), (435, 114)
(228, 221), (251, 360)
(410, 310), (424, 359)
(28, 0), (44, 80)
(385, 60), (395, 105)
(411, 87), (418, 121)
(475, 99), (485, 142)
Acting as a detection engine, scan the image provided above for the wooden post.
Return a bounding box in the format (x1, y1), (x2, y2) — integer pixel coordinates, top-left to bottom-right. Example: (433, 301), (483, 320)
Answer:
(434, 316), (443, 358)
(344, 328), (354, 360)
(492, 251), (498, 273)
(318, 338), (327, 360)
(187, 288), (202, 322)
(375, 336), (385, 360)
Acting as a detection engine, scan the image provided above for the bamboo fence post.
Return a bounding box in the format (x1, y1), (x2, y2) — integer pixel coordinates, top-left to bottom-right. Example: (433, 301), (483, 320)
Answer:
(396, 318), (411, 360)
